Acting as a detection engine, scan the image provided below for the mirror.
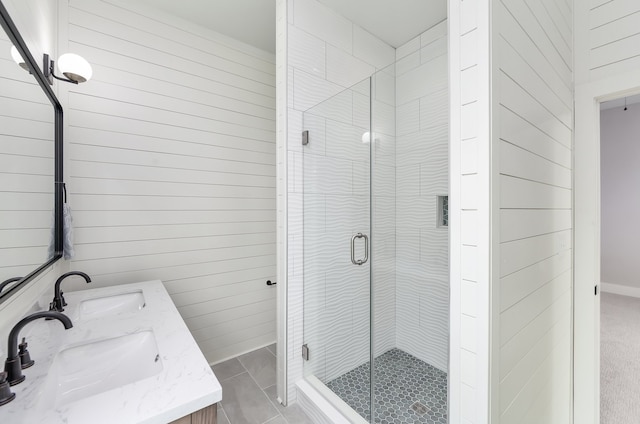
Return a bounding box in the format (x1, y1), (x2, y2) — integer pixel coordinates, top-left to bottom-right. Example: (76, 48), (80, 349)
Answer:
(0, 0), (63, 303)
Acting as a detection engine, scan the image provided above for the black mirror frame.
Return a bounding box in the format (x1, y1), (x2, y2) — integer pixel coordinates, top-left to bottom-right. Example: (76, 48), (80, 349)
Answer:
(0, 0), (63, 305)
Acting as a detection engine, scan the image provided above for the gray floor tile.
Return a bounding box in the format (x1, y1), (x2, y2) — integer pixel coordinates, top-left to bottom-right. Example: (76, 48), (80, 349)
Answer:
(220, 372), (279, 424)
(217, 404), (231, 424)
(238, 347), (277, 389)
(213, 358), (246, 381)
(264, 385), (314, 424)
(263, 416), (287, 424)
(266, 343), (277, 356)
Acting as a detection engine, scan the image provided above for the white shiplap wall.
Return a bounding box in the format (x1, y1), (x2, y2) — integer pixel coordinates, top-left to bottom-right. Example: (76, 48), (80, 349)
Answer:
(574, 1), (640, 422)
(584, 0), (640, 82)
(62, 0), (277, 365)
(450, 0), (491, 422)
(495, 0), (573, 423)
(0, 32), (55, 283)
(395, 21), (449, 373)
(451, 0), (574, 422)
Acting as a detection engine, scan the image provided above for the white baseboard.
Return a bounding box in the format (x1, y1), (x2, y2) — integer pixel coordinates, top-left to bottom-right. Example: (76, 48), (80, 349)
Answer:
(601, 282), (640, 298)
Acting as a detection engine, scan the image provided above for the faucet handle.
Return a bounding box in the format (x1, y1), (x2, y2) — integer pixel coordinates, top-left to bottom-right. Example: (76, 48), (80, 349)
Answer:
(18, 338), (34, 369)
(0, 372), (16, 406)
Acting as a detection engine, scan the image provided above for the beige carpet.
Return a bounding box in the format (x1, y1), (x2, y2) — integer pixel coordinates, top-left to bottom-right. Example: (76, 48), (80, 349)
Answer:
(601, 292), (640, 424)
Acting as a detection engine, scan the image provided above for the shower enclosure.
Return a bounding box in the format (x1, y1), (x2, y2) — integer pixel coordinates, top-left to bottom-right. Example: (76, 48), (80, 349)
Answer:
(300, 62), (449, 424)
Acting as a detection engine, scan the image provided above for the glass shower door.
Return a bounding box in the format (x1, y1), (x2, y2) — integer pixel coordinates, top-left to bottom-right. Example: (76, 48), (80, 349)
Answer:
(302, 77), (372, 420)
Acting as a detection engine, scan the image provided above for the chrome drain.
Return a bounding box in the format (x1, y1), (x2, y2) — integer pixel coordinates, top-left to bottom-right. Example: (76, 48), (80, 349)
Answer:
(411, 401), (430, 415)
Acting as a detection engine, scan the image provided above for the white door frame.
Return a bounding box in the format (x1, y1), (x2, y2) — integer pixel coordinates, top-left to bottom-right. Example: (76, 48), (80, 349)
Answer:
(574, 70), (640, 424)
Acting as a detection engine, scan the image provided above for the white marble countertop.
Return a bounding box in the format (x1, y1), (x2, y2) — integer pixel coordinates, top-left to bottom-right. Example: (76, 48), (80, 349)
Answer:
(0, 280), (222, 424)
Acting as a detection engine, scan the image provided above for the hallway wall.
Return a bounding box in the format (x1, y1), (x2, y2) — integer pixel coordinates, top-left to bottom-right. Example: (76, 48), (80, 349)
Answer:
(600, 105), (640, 291)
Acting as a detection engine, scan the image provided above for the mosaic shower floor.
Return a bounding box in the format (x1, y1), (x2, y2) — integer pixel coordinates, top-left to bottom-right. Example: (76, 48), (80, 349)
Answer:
(326, 348), (447, 424)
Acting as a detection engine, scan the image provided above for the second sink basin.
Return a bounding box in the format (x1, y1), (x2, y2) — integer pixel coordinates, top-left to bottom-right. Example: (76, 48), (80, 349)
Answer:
(78, 290), (146, 320)
(38, 330), (163, 408)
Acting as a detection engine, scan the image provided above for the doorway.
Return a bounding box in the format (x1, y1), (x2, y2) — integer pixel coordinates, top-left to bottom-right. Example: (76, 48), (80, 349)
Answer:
(599, 95), (640, 423)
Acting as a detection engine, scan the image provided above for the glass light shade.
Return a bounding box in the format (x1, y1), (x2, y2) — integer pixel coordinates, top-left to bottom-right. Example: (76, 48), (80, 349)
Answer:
(57, 53), (92, 83)
(10, 45), (28, 71)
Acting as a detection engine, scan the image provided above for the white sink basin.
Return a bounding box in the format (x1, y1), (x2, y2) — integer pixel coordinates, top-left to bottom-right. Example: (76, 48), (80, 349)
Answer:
(39, 331), (163, 408)
(77, 291), (145, 320)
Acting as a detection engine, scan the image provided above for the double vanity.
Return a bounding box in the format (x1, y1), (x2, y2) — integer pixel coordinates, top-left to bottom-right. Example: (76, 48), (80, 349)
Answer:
(0, 280), (222, 423)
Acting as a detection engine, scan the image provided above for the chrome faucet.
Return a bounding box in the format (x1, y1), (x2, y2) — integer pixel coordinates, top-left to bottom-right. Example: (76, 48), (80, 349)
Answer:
(0, 277), (22, 294)
(4, 311), (73, 386)
(50, 271), (91, 312)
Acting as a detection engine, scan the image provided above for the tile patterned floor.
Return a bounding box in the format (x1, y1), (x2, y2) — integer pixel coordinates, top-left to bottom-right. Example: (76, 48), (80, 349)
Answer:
(326, 348), (448, 424)
(212, 344), (313, 424)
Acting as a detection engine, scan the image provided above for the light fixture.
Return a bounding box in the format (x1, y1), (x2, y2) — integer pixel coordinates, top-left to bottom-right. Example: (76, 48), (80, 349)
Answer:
(43, 53), (92, 84)
(361, 131), (379, 144)
(624, 97), (628, 111)
(9, 45), (28, 71)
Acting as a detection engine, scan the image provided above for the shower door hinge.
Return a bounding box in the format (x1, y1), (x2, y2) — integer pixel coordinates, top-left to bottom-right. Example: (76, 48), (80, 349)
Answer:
(302, 130), (309, 145)
(302, 343), (309, 361)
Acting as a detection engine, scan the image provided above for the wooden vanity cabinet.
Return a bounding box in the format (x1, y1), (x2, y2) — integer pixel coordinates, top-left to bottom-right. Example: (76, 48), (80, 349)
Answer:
(169, 403), (217, 424)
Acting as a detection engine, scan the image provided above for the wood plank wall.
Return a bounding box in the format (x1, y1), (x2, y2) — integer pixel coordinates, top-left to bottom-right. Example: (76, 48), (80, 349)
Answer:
(64, 0), (276, 364)
(495, 0), (573, 422)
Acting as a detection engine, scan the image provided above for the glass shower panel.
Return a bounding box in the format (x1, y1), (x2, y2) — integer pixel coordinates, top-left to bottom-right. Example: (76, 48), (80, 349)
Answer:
(372, 53), (449, 424)
(302, 77), (372, 418)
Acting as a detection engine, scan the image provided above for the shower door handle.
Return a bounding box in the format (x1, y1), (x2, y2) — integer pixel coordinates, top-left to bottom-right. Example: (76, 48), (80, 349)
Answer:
(350, 233), (369, 265)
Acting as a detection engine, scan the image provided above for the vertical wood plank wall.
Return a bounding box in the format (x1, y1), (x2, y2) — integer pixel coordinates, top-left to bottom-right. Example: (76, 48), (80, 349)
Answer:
(63, 0), (277, 365)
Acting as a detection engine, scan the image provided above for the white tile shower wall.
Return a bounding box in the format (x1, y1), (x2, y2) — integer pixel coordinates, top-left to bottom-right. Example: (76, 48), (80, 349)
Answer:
(372, 65), (397, 358)
(282, 0), (395, 402)
(394, 21), (449, 373)
(62, 0), (276, 365)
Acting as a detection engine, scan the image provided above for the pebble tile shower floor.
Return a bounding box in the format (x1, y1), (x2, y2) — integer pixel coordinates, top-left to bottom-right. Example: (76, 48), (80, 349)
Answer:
(326, 348), (447, 424)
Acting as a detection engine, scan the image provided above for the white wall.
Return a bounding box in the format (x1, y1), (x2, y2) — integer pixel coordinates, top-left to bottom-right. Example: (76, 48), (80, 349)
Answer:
(450, 0), (574, 423)
(576, 0), (640, 84)
(59, 0), (277, 365)
(279, 0), (395, 402)
(493, 0), (573, 422)
(449, 0), (491, 421)
(574, 1), (640, 422)
(394, 21), (449, 372)
(0, 31), (54, 283)
(601, 106), (640, 290)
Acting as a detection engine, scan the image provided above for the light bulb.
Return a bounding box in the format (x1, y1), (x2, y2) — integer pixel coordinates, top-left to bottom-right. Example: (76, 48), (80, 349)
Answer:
(362, 131), (371, 144)
(10, 45), (28, 71)
(57, 53), (92, 83)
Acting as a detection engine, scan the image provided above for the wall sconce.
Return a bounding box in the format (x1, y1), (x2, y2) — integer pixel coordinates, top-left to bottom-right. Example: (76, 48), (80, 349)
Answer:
(43, 53), (92, 84)
(10, 45), (29, 71)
